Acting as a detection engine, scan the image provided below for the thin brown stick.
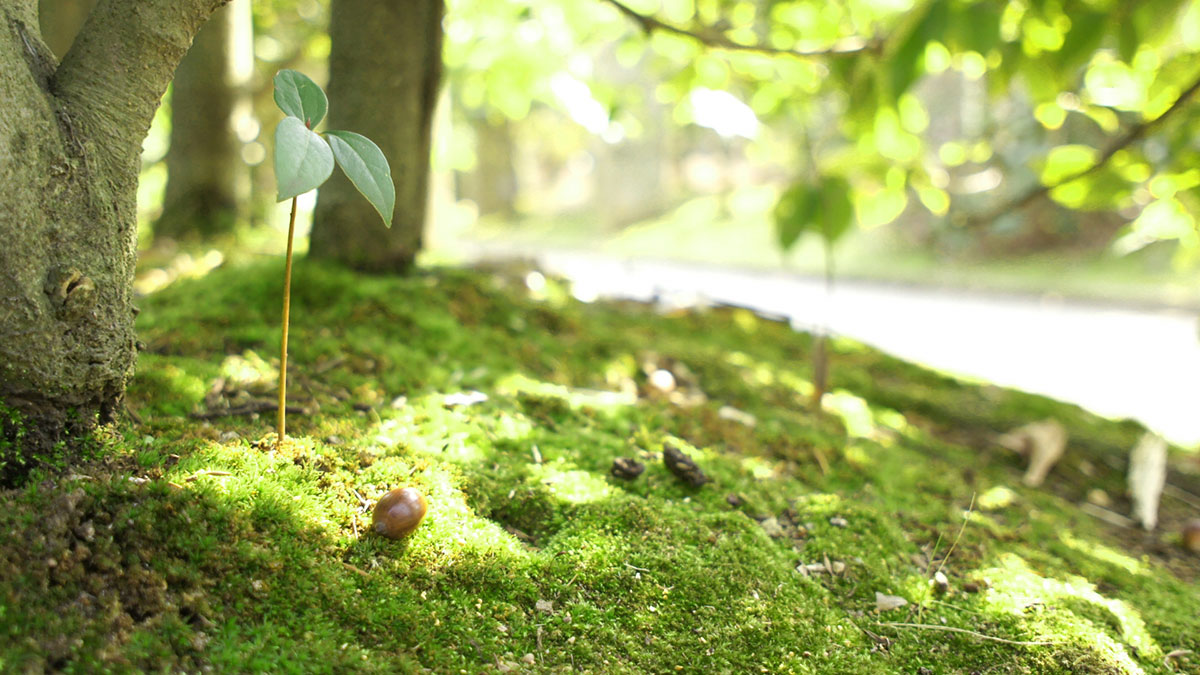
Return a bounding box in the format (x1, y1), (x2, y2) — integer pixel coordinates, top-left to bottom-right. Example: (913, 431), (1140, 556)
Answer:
(278, 197), (299, 447)
(877, 622), (1062, 646)
(932, 493), (974, 579)
(190, 401), (308, 420)
(967, 69), (1200, 228)
(601, 0), (877, 59)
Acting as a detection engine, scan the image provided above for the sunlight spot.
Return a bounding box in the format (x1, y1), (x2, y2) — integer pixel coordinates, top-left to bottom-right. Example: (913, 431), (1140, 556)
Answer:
(823, 390), (875, 438)
(550, 73), (615, 139)
(977, 485), (1017, 510)
(1058, 530), (1148, 577)
(533, 467), (612, 505)
(688, 88), (760, 139)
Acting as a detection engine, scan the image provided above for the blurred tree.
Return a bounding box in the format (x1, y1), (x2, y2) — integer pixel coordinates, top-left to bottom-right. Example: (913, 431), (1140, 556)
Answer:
(37, 0), (93, 58)
(154, 1), (246, 242)
(1, 0), (226, 483)
(310, 0), (445, 272)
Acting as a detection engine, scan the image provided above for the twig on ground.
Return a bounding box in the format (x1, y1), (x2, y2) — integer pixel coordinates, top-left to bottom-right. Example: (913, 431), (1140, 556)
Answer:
(190, 401), (308, 419)
(933, 493), (975, 579)
(1080, 501), (1136, 529)
(877, 622), (1062, 646)
(340, 561), (369, 578)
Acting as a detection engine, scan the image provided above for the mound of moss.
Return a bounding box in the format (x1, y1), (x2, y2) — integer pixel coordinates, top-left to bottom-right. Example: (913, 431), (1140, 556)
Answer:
(1, 259), (1198, 673)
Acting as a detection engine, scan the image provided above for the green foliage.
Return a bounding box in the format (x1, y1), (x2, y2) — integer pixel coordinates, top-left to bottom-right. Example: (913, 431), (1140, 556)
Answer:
(325, 131), (396, 227)
(273, 116), (333, 201)
(271, 70), (394, 227)
(272, 69), (328, 128)
(774, 175), (854, 252)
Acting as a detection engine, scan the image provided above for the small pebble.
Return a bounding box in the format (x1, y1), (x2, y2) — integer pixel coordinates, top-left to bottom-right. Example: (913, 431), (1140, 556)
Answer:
(726, 494), (744, 508)
(829, 516), (849, 528)
(521, 653), (536, 665)
(610, 457), (645, 480)
(219, 430), (240, 443)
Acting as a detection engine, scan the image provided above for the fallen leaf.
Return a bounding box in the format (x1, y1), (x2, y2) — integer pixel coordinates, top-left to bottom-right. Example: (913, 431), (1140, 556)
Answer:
(535, 599), (554, 614)
(875, 592), (908, 612)
(1128, 432), (1167, 530)
(997, 419), (1067, 487)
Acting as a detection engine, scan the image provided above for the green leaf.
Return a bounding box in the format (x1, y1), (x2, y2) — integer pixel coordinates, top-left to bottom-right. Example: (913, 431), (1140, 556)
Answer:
(817, 176), (854, 244)
(773, 175), (854, 252)
(774, 183), (820, 252)
(273, 70), (328, 129)
(1039, 145), (1097, 185)
(274, 117), (333, 201)
(326, 130), (396, 227)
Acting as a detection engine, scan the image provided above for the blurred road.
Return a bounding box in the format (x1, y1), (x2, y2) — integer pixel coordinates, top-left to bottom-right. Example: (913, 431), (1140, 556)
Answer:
(477, 247), (1200, 446)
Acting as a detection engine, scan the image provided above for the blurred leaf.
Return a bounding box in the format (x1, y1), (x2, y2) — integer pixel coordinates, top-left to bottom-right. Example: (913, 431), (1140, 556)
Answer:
(1039, 145), (1097, 185)
(773, 175), (854, 252)
(273, 70), (328, 128)
(274, 116), (333, 201)
(326, 130), (395, 227)
(774, 183), (820, 252)
(887, 0), (949, 100)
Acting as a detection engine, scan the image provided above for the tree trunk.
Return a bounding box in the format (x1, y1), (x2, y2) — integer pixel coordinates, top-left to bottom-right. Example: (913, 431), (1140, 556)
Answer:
(37, 0), (93, 58)
(310, 0), (444, 273)
(154, 2), (242, 242)
(0, 0), (227, 484)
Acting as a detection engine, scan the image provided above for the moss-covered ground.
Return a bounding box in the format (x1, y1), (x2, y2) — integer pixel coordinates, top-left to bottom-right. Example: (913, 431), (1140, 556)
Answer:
(2, 257), (1199, 673)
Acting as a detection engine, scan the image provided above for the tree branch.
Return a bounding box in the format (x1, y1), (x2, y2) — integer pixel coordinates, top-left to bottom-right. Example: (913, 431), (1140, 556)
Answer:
(51, 0), (230, 171)
(601, 0), (879, 59)
(965, 70), (1200, 228)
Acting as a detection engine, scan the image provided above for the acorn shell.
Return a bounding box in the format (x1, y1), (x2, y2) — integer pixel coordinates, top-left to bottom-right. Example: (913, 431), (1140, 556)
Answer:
(372, 487), (427, 539)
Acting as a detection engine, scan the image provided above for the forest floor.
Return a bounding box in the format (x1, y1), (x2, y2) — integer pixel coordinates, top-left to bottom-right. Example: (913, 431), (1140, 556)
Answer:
(2, 257), (1200, 673)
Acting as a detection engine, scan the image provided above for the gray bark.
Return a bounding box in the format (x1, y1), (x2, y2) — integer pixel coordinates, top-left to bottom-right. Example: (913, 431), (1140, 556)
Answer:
(0, 0), (227, 483)
(155, 2), (242, 242)
(310, 0), (444, 273)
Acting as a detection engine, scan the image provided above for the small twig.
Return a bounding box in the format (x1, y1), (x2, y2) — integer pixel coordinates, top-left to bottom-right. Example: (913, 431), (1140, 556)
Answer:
(601, 0), (878, 60)
(190, 401), (308, 419)
(933, 493), (975, 579)
(1164, 483), (1200, 510)
(340, 561), (369, 578)
(185, 470), (232, 482)
(624, 563), (651, 573)
(877, 622), (1062, 646)
(1079, 501), (1136, 529)
(966, 69), (1200, 229)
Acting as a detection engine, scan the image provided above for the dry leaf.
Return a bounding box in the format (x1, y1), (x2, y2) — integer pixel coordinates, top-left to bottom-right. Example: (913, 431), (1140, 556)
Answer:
(996, 419), (1067, 487)
(874, 592), (908, 612)
(1128, 432), (1167, 530)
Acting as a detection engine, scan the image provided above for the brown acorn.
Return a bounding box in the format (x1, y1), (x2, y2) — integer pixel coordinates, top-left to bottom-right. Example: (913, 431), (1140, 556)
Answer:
(1183, 519), (1200, 553)
(372, 487), (427, 539)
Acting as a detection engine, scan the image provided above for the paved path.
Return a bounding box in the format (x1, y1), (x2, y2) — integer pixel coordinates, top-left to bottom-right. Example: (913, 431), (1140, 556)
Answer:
(476, 247), (1200, 446)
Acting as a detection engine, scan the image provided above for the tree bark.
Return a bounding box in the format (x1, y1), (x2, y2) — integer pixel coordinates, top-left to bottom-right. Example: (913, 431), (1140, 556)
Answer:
(0, 0), (227, 484)
(310, 0), (444, 273)
(154, 2), (242, 242)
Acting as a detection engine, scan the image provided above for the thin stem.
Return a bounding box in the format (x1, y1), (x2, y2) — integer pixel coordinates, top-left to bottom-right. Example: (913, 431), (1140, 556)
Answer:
(278, 196), (298, 447)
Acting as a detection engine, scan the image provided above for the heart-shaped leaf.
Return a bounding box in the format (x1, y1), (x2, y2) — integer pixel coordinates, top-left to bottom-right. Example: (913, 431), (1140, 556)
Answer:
(273, 70), (328, 129)
(274, 116), (333, 201)
(326, 130), (395, 227)
(774, 183), (820, 252)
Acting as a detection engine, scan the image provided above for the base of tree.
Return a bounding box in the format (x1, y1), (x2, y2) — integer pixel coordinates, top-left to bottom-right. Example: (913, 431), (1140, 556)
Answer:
(0, 393), (113, 487)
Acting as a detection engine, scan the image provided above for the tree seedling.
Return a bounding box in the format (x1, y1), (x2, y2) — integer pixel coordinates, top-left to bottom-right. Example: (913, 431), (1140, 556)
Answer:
(773, 173), (853, 409)
(271, 70), (395, 447)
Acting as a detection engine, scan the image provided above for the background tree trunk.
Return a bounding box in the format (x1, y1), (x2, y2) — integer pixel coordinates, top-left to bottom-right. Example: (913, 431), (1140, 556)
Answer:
(0, 0), (226, 484)
(37, 0), (94, 58)
(154, 1), (243, 242)
(310, 0), (444, 272)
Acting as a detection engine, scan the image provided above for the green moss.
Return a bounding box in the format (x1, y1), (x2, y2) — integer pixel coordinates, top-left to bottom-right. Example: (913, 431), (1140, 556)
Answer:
(1, 259), (1197, 673)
